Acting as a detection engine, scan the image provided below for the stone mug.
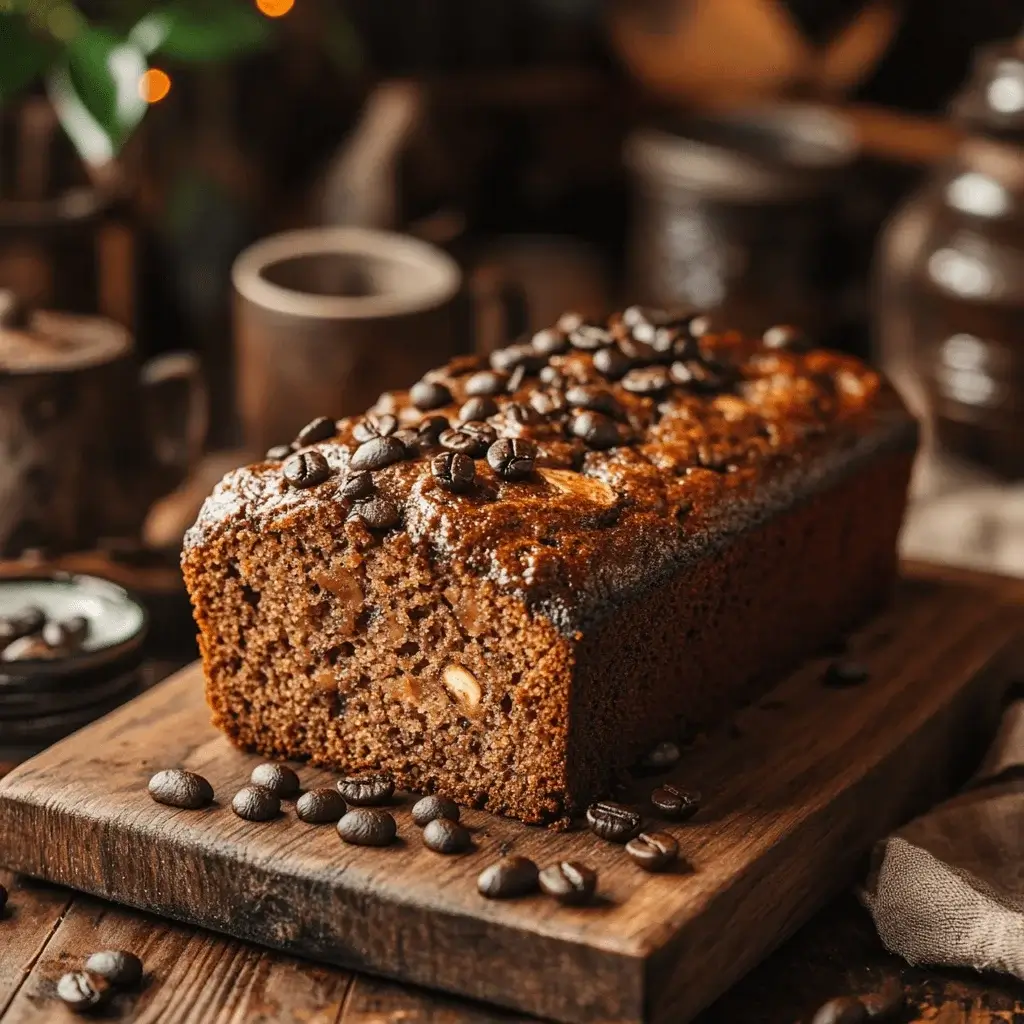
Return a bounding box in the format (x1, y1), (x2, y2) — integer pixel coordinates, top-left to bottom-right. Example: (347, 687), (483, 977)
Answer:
(0, 295), (207, 557)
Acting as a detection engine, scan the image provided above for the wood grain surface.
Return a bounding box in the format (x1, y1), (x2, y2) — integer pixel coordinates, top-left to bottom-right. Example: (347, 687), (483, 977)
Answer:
(0, 571), (1021, 1024)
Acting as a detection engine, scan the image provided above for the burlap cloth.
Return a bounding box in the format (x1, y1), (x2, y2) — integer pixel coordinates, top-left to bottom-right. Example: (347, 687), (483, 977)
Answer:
(863, 700), (1024, 977)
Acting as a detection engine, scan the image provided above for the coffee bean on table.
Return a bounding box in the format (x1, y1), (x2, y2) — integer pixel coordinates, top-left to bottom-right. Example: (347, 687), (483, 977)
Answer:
(626, 830), (679, 872)
(265, 444), (292, 461)
(297, 788), (347, 824)
(56, 971), (111, 1012)
(249, 763), (300, 798)
(651, 783), (701, 821)
(811, 996), (868, 1024)
(348, 495), (401, 531)
(295, 415), (336, 447)
(231, 785), (280, 821)
(84, 950), (144, 989)
(411, 795), (460, 826)
(586, 801), (642, 843)
(860, 980), (904, 1020)
(148, 769), (214, 810)
(423, 817), (471, 854)
(431, 452), (475, 493)
(477, 856), (539, 899)
(283, 450), (330, 489)
(337, 773), (394, 806)
(539, 861), (597, 905)
(640, 740), (681, 772)
(350, 435), (406, 472)
(338, 808), (397, 847)
(339, 470), (374, 501)
(487, 438), (536, 481)
(823, 661), (870, 688)
(410, 380), (452, 411)
(459, 396), (498, 422)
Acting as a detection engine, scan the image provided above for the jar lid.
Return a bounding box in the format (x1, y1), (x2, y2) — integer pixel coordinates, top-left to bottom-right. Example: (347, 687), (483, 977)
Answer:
(950, 39), (1024, 139)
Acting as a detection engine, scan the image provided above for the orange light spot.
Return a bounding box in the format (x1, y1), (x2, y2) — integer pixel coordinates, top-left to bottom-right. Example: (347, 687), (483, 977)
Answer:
(256, 0), (294, 16)
(139, 68), (171, 105)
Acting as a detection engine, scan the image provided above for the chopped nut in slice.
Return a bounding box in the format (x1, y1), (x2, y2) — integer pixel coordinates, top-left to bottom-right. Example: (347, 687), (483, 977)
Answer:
(443, 664), (482, 710)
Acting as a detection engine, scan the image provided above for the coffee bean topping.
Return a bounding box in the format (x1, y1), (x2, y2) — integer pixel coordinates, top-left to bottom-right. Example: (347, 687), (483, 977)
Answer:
(353, 412), (398, 442)
(565, 385), (621, 417)
(640, 740), (681, 773)
(487, 438), (537, 481)
(84, 950), (143, 989)
(432, 451), (476, 493)
(505, 401), (541, 427)
(423, 817), (471, 854)
(569, 323), (612, 351)
(339, 470), (374, 501)
(337, 773), (394, 806)
(621, 304), (663, 329)
(531, 328), (569, 356)
(265, 444), (292, 461)
(490, 344), (545, 374)
(459, 396), (498, 422)
(295, 415), (335, 447)
(348, 495), (401, 531)
(250, 763), (300, 798)
(465, 370), (508, 397)
(529, 390), (566, 417)
(586, 801), (642, 843)
(411, 795), (460, 827)
(232, 785), (280, 821)
(338, 807), (397, 846)
(823, 661), (870, 688)
(148, 769), (214, 810)
(283, 450), (330, 489)
(622, 365), (671, 396)
(570, 410), (620, 450)
(538, 861), (597, 905)
(593, 346), (632, 380)
(625, 830), (679, 872)
(350, 436), (406, 472)
(410, 379), (452, 411)
(670, 359), (730, 393)
(557, 311), (584, 333)
(651, 783), (701, 821)
(57, 971), (111, 1012)
(811, 997), (869, 1024)
(539, 365), (564, 387)
(507, 364), (529, 393)
(477, 856), (539, 899)
(439, 422), (496, 458)
(416, 415), (450, 445)
(392, 428), (420, 452)
(860, 980), (904, 1020)
(763, 324), (811, 353)
(296, 788), (347, 824)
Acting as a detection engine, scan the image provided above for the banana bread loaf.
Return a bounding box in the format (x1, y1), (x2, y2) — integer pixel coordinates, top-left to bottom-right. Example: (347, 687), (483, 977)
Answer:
(183, 310), (917, 824)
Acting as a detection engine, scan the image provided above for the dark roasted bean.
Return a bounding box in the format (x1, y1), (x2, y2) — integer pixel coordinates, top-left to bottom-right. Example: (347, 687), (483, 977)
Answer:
(465, 370), (508, 397)
(860, 979), (904, 1020)
(651, 783), (701, 821)
(439, 422), (496, 458)
(539, 365), (564, 387)
(640, 740), (680, 772)
(570, 410), (620, 450)
(622, 365), (671, 396)
(337, 807), (396, 846)
(459, 396), (497, 422)
(423, 817), (471, 854)
(557, 311), (584, 334)
(392, 428), (420, 452)
(487, 438), (536, 481)
(564, 385), (621, 417)
(411, 795), (460, 827)
(84, 950), (143, 989)
(586, 801), (642, 843)
(296, 788), (347, 824)
(148, 769), (214, 810)
(622, 304), (663, 329)
(295, 415), (335, 447)
(506, 365), (529, 393)
(477, 856), (539, 899)
(353, 412), (398, 442)
(348, 495), (401, 531)
(337, 773), (394, 806)
(530, 328), (568, 356)
(538, 861), (597, 905)
(350, 436), (406, 472)
(410, 379), (452, 411)
(339, 470), (374, 501)
(250, 763), (300, 798)
(670, 359), (730, 393)
(505, 401), (541, 427)
(763, 323), (811, 353)
(593, 346), (632, 380)
(57, 971), (111, 1012)
(265, 444), (292, 461)
(232, 785), (280, 821)
(490, 344), (545, 374)
(416, 415), (449, 446)
(811, 997), (868, 1024)
(529, 390), (566, 417)
(283, 450), (330, 489)
(568, 323), (612, 351)
(823, 661), (870, 688)
(625, 830), (679, 871)
(431, 451), (476, 493)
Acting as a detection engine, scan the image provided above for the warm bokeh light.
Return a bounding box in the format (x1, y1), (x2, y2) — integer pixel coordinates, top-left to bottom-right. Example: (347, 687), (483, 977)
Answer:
(139, 68), (172, 105)
(256, 0), (295, 17)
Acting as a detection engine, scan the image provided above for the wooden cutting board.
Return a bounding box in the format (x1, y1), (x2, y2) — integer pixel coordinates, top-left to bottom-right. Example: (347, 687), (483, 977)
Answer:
(0, 569), (1021, 1024)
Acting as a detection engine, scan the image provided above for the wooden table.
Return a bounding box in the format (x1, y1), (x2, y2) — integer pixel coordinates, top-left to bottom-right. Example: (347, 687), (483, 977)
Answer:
(1, 563), (1022, 1023)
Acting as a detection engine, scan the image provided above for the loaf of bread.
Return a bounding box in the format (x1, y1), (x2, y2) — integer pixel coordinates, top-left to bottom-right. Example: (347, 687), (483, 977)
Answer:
(183, 310), (916, 824)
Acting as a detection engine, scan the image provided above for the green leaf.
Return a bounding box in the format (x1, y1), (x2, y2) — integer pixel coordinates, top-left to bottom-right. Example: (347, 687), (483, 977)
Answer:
(130, 0), (270, 63)
(0, 13), (54, 104)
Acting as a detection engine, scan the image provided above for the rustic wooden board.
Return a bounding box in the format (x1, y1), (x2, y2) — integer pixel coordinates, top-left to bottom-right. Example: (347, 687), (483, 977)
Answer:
(0, 572), (1021, 1024)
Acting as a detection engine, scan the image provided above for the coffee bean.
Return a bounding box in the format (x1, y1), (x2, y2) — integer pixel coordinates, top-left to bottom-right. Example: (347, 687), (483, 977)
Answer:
(0, 883), (8, 915)
(250, 763), (300, 798)
(570, 410), (620, 450)
(296, 788), (347, 824)
(505, 401), (541, 427)
(531, 328), (568, 356)
(477, 856), (539, 899)
(506, 365), (529, 393)
(593, 346), (632, 380)
(265, 444), (292, 461)
(348, 495), (401, 531)
(42, 616), (89, 650)
(283, 450), (330, 489)
(432, 451), (475, 493)
(621, 304), (664, 329)
(416, 415), (450, 446)
(622, 366), (671, 396)
(529, 390), (566, 417)
(338, 807), (397, 846)
(490, 344), (545, 374)
(295, 415), (335, 447)
(410, 379), (452, 411)
(337, 773), (394, 806)
(459, 396), (497, 422)
(860, 979), (904, 1020)
(411, 794), (460, 826)
(626, 830), (679, 872)
(148, 769), (214, 810)
(232, 785), (280, 821)
(651, 783), (701, 821)
(670, 359), (730, 393)
(557, 311), (583, 333)
(640, 740), (680, 773)
(823, 661), (870, 688)
(763, 323), (811, 353)
(353, 412), (398, 442)
(439, 422), (496, 457)
(487, 438), (536, 481)
(392, 428), (420, 453)
(568, 323), (612, 351)
(811, 997), (868, 1024)
(84, 950), (143, 989)
(539, 365), (564, 387)
(586, 801), (642, 843)
(423, 817), (471, 854)
(339, 470), (374, 501)
(538, 861), (597, 905)
(564, 385), (621, 417)
(57, 971), (111, 1012)
(350, 436), (406, 472)
(465, 371), (508, 397)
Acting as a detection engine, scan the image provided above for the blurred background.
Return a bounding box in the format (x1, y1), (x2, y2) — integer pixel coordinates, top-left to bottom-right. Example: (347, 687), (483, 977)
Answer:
(1, 0), (1024, 694)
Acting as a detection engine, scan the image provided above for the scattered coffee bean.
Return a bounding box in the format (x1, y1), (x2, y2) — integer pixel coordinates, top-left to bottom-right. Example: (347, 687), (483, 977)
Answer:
(539, 365), (564, 387)
(231, 785), (280, 821)
(670, 359), (730, 393)
(439, 422), (496, 458)
(283, 450), (330, 489)
(626, 830), (679, 872)
(337, 773), (394, 806)
(296, 788), (347, 824)
(487, 438), (536, 481)
(593, 345), (632, 380)
(265, 444), (292, 461)
(621, 365), (671, 396)
(350, 436), (406, 472)
(348, 495), (401, 531)
(411, 795), (460, 826)
(568, 323), (612, 351)
(148, 769), (214, 810)
(823, 661), (870, 688)
(459, 396), (498, 422)
(538, 861), (597, 905)
(529, 390), (566, 417)
(763, 324), (811, 353)
(565, 385), (621, 417)
(570, 410), (620, 450)
(621, 304), (663, 329)
(57, 971), (111, 1013)
(557, 311), (584, 333)
(416, 414), (450, 445)
(353, 412), (398, 442)
(477, 856), (539, 899)
(530, 328), (568, 356)
(465, 370), (508, 397)
(42, 616), (89, 650)
(490, 343), (544, 374)
(410, 379), (452, 411)
(431, 452), (475, 493)
(250, 763), (300, 798)
(339, 470), (374, 501)
(640, 740), (680, 772)
(859, 980), (904, 1020)
(651, 784), (701, 821)
(84, 950), (143, 989)
(811, 996), (868, 1024)
(505, 401), (541, 427)
(423, 817), (471, 854)
(295, 415), (335, 447)
(338, 807), (397, 846)
(0, 883), (7, 915)
(586, 801), (642, 843)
